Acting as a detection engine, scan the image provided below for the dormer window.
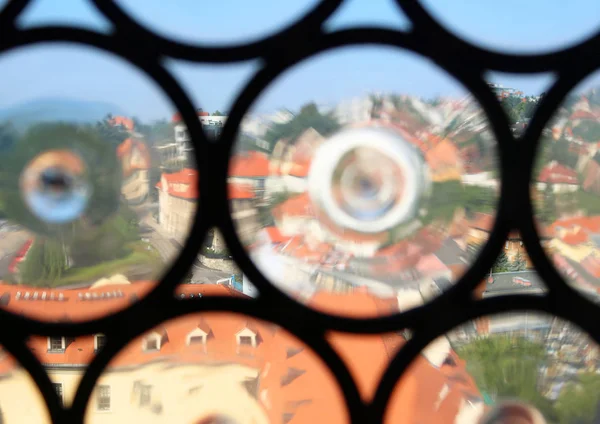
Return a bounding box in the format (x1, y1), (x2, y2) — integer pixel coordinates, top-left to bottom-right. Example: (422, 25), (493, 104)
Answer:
(143, 329), (168, 352)
(235, 323), (260, 349)
(94, 334), (107, 352)
(186, 320), (212, 351)
(144, 336), (159, 352)
(48, 336), (66, 353)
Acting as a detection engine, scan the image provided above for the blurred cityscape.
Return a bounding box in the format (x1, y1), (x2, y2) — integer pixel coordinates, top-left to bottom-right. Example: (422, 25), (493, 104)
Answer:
(0, 78), (599, 423)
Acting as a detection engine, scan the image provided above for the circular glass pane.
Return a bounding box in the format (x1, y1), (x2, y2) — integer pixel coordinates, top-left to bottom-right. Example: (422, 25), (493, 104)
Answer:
(417, 0), (600, 54)
(0, 43), (198, 321)
(385, 312), (600, 424)
(228, 46), (500, 317)
(533, 71), (600, 301)
(113, 0), (324, 46)
(85, 310), (350, 423)
(0, 346), (52, 422)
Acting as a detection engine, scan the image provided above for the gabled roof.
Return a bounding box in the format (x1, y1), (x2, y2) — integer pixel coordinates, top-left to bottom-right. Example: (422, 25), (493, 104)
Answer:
(538, 162), (579, 185)
(155, 168), (198, 199)
(109, 116), (134, 132)
(228, 182), (254, 199)
(230, 151), (270, 177)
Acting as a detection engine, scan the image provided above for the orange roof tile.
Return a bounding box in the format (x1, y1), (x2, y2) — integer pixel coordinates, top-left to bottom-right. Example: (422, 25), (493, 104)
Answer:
(109, 116), (134, 132)
(228, 182), (254, 199)
(265, 226), (289, 244)
(538, 162), (579, 185)
(116, 138), (151, 176)
(0, 282), (482, 424)
(0, 282), (242, 323)
(156, 168), (198, 199)
(230, 151), (270, 177)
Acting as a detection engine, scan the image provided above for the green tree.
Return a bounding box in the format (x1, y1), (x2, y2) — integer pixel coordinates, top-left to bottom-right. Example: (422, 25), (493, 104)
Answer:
(212, 110), (224, 116)
(94, 114), (129, 147)
(555, 373), (600, 424)
(493, 250), (511, 273)
(512, 251), (527, 271)
(457, 335), (556, 419)
(263, 103), (340, 150)
(539, 184), (557, 224)
(1, 123), (122, 236)
(20, 239), (68, 284)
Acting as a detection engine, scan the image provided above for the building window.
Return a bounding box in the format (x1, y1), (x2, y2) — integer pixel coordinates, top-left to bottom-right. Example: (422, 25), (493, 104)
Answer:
(53, 383), (63, 407)
(96, 385), (111, 411)
(140, 385), (151, 406)
(188, 335), (206, 345)
(94, 334), (106, 352)
(239, 336), (253, 346)
(144, 337), (159, 352)
(48, 336), (65, 352)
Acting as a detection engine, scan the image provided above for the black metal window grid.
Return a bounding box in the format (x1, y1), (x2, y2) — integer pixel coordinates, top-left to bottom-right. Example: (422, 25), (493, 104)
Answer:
(0, 0), (598, 423)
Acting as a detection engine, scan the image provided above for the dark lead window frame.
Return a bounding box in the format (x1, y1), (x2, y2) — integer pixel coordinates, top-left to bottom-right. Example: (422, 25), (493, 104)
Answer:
(0, 0), (599, 423)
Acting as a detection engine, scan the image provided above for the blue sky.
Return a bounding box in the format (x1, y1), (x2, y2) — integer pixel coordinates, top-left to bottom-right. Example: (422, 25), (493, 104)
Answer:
(0, 0), (598, 121)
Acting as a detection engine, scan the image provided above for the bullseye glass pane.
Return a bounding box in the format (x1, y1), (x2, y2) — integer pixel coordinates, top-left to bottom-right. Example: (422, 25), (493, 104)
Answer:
(385, 312), (600, 424)
(533, 71), (600, 301)
(228, 46), (500, 317)
(0, 43), (197, 321)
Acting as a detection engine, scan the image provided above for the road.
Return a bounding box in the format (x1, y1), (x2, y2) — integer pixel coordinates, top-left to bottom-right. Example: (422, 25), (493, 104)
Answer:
(138, 212), (232, 285)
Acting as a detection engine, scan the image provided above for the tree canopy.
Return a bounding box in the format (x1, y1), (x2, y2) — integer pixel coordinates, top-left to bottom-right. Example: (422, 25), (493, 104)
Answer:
(457, 335), (556, 420)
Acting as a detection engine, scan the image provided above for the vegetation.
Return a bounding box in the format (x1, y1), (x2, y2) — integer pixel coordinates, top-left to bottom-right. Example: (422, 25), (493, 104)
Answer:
(426, 181), (497, 223)
(458, 334), (600, 423)
(457, 335), (557, 421)
(554, 373), (600, 424)
(0, 121), (161, 287)
(263, 103), (340, 151)
(492, 250), (511, 273)
(500, 96), (537, 125)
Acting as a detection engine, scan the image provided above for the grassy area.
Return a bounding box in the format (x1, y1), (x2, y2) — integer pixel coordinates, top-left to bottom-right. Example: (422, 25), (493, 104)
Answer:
(42, 242), (161, 287)
(575, 190), (600, 215)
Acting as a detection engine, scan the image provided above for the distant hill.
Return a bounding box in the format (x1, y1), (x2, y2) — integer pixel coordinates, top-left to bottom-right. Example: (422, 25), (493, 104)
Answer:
(0, 98), (127, 132)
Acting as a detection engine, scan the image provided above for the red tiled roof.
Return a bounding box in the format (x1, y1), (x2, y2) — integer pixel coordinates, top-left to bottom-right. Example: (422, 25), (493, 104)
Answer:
(230, 151), (270, 177)
(109, 116), (134, 132)
(571, 110), (596, 121)
(265, 226), (289, 244)
(116, 138), (151, 176)
(0, 282), (242, 323)
(547, 216), (600, 236)
(272, 193), (313, 219)
(228, 182), (254, 199)
(172, 110), (210, 123)
(156, 168), (198, 199)
(0, 282), (482, 423)
(561, 228), (588, 245)
(538, 162), (578, 185)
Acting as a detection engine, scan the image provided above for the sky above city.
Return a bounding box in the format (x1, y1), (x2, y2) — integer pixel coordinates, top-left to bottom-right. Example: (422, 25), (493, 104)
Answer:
(0, 0), (598, 121)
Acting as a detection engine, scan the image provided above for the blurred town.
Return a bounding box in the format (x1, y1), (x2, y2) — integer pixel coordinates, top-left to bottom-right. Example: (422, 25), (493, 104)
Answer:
(0, 81), (598, 422)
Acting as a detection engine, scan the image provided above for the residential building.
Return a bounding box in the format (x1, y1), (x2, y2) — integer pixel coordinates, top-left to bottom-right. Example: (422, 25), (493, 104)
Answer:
(155, 168), (197, 243)
(0, 283), (486, 424)
(171, 110), (228, 161)
(536, 161), (579, 193)
(117, 138), (152, 205)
